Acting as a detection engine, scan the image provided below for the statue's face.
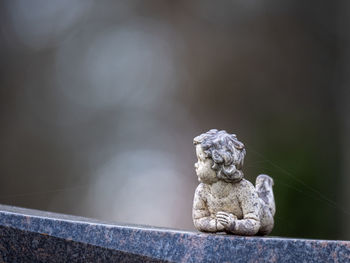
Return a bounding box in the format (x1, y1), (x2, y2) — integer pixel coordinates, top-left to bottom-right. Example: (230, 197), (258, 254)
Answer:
(195, 145), (218, 184)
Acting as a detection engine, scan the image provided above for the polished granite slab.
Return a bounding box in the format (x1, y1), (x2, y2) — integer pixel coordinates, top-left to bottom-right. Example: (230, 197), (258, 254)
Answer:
(0, 204), (349, 262)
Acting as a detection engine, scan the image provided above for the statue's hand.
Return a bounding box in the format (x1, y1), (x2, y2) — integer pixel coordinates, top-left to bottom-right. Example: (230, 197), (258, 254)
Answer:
(216, 220), (225, 231)
(216, 212), (237, 232)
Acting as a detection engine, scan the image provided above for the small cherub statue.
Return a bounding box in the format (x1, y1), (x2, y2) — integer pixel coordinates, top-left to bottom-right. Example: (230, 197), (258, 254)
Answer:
(192, 129), (275, 236)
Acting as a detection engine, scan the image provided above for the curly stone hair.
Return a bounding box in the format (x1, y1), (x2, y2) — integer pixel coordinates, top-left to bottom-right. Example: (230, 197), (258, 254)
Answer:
(193, 129), (246, 183)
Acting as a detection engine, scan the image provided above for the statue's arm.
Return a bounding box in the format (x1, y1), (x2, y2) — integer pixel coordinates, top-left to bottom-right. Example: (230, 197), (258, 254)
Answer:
(230, 183), (261, 235)
(217, 182), (261, 235)
(192, 184), (218, 232)
(229, 213), (260, 235)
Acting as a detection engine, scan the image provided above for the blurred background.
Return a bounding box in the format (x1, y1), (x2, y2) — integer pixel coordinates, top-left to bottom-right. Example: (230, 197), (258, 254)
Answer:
(0, 0), (349, 240)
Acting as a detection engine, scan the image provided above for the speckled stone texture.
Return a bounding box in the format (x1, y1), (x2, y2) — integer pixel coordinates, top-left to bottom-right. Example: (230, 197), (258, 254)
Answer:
(193, 130), (275, 235)
(0, 205), (349, 262)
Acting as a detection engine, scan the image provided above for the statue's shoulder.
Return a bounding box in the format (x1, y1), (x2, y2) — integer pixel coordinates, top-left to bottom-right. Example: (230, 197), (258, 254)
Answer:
(195, 183), (210, 195)
(235, 178), (255, 192)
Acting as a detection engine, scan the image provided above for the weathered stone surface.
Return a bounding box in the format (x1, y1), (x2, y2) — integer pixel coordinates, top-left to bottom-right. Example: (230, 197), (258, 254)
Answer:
(0, 204), (349, 262)
(193, 129), (275, 235)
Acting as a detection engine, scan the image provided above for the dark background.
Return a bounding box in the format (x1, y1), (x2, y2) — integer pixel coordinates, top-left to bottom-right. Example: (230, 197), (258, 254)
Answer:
(1, 0), (350, 240)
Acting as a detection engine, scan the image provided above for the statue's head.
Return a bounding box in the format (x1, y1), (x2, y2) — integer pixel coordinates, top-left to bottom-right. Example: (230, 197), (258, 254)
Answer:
(193, 129), (246, 184)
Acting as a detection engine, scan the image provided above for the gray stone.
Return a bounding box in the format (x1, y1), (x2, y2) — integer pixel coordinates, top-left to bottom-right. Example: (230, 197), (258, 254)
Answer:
(0, 204), (349, 262)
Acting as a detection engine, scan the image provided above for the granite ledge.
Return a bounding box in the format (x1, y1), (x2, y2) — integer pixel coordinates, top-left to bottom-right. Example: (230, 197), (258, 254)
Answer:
(0, 204), (349, 262)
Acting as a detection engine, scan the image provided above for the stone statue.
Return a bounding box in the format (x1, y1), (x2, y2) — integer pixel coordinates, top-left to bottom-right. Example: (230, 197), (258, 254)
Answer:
(192, 129), (275, 236)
